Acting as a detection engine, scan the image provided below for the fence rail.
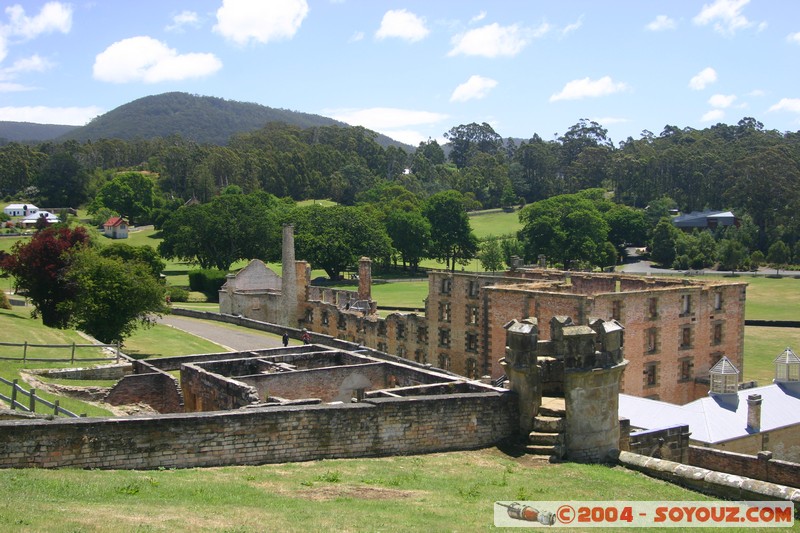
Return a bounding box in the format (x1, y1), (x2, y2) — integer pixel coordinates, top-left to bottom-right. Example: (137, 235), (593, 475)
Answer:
(0, 340), (120, 363)
(0, 376), (83, 418)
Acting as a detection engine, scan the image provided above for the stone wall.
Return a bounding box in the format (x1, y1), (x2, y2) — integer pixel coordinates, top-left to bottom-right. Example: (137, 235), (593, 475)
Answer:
(181, 363), (259, 412)
(104, 371), (183, 413)
(618, 451), (800, 514)
(627, 425), (691, 463)
(689, 447), (800, 489)
(35, 364), (132, 381)
(701, 423), (800, 463)
(0, 392), (518, 469)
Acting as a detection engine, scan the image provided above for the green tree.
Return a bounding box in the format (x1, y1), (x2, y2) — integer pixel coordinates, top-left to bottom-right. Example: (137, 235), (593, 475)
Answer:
(61, 248), (168, 343)
(158, 192), (284, 271)
(0, 225), (91, 327)
(90, 171), (160, 225)
(385, 209), (430, 272)
(478, 238), (504, 272)
(291, 205), (392, 280)
(423, 190), (478, 271)
(750, 250), (765, 271)
(518, 192), (611, 270)
(767, 240), (790, 275)
(99, 242), (166, 279)
(717, 239), (747, 273)
(35, 149), (89, 207)
(650, 218), (680, 267)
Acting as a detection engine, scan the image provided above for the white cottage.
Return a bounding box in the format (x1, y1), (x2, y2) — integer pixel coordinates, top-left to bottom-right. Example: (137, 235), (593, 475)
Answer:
(103, 217), (129, 239)
(3, 204), (38, 217)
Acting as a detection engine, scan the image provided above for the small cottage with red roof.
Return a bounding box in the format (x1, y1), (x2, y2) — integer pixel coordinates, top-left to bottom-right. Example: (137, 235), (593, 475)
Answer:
(103, 216), (129, 239)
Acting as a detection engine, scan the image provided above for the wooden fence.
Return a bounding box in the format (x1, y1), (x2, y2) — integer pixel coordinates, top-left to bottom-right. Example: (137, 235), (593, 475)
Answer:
(0, 340), (120, 363)
(0, 376), (83, 418)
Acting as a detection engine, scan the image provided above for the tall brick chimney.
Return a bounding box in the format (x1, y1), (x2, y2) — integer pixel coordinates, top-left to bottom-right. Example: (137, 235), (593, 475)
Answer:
(358, 257), (371, 301)
(281, 224), (298, 328)
(746, 394), (762, 433)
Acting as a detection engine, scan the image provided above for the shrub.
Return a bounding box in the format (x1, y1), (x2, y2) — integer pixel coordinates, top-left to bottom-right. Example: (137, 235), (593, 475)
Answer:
(0, 291), (11, 310)
(165, 286), (189, 303)
(187, 269), (228, 302)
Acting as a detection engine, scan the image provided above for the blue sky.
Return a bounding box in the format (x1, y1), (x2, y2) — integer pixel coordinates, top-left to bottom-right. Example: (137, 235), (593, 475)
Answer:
(0, 0), (798, 146)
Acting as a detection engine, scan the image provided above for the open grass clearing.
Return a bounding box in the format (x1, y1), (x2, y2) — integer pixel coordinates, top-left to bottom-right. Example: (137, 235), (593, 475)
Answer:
(468, 207), (522, 240)
(0, 448), (733, 533)
(742, 326), (800, 385)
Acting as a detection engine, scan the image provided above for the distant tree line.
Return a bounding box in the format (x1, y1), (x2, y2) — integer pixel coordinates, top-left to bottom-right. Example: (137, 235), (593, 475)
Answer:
(2, 116), (800, 268)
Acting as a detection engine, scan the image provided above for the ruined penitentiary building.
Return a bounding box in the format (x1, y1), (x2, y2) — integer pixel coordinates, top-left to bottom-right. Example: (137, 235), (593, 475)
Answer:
(220, 226), (746, 406)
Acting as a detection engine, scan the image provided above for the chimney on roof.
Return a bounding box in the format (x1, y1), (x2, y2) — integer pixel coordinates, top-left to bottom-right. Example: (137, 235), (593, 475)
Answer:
(746, 394), (762, 433)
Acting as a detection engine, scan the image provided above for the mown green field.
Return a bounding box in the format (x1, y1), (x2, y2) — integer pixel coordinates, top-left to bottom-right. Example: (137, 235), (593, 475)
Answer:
(468, 207), (523, 239)
(0, 449), (739, 533)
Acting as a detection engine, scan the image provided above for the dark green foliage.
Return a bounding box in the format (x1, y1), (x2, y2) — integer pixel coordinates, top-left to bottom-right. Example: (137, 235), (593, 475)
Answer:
(158, 192), (285, 271)
(290, 204), (393, 280)
(90, 171), (160, 224)
(650, 218), (681, 267)
(165, 286), (189, 303)
(61, 249), (168, 343)
(99, 242), (166, 279)
(518, 191), (611, 269)
(423, 190), (478, 271)
(187, 269), (228, 301)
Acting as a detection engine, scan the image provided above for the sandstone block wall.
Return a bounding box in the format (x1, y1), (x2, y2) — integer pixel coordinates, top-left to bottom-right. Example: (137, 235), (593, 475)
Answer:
(0, 392), (517, 470)
(627, 425), (691, 463)
(182, 363), (259, 412)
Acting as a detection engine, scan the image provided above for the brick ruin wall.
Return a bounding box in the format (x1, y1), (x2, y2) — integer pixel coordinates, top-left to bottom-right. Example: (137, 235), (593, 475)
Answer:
(689, 446), (800, 488)
(181, 362), (260, 412)
(104, 370), (183, 414)
(0, 392), (518, 469)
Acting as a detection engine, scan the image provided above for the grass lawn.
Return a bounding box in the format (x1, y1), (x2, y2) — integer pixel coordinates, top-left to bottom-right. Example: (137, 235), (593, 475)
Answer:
(742, 326), (800, 385)
(468, 207), (522, 240)
(0, 448), (734, 533)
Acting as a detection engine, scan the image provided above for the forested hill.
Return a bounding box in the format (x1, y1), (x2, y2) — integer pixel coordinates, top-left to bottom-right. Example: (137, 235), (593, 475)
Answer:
(0, 121), (77, 142)
(53, 92), (410, 149)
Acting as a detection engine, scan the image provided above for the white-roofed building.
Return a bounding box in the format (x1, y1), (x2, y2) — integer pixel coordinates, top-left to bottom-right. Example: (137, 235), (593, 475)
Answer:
(20, 210), (60, 228)
(620, 352), (800, 462)
(3, 203), (38, 217)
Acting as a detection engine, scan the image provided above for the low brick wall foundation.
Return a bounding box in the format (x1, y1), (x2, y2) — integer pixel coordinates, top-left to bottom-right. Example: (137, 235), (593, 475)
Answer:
(0, 391), (517, 469)
(689, 446), (800, 489)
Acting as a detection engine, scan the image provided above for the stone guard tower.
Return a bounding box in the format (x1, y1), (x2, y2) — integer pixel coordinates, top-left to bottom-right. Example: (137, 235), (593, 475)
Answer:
(502, 316), (628, 463)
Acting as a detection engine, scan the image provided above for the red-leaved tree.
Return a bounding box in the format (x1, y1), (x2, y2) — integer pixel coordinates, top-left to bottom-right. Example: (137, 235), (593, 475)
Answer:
(1, 225), (90, 327)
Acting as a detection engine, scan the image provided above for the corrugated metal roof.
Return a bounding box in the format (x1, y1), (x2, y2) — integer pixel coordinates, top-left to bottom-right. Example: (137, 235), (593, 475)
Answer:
(620, 382), (800, 443)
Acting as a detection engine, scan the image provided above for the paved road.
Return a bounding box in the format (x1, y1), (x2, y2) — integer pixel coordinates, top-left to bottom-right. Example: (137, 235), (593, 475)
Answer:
(159, 315), (288, 352)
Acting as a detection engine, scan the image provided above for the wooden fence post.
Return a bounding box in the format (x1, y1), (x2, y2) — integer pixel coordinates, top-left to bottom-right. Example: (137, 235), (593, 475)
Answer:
(54, 399), (60, 416)
(29, 388), (36, 412)
(10, 379), (18, 410)
(23, 341), (27, 362)
(71, 342), (76, 364)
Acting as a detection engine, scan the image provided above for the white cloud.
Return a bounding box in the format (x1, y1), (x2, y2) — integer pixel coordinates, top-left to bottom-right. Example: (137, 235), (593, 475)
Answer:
(768, 98), (800, 113)
(4, 54), (51, 75)
(0, 105), (104, 125)
(348, 31), (364, 43)
(646, 15), (677, 31)
(213, 0), (308, 46)
(375, 9), (429, 42)
(693, 0), (753, 35)
(0, 82), (28, 92)
(562, 16), (583, 36)
(448, 22), (548, 58)
(787, 32), (800, 44)
(450, 75), (498, 103)
(701, 109), (725, 122)
(93, 36), (222, 83)
(166, 10), (200, 32)
(748, 89), (765, 97)
(470, 11), (487, 24)
(708, 93), (736, 108)
(689, 67), (717, 90)
(4, 2), (72, 40)
(549, 76), (628, 102)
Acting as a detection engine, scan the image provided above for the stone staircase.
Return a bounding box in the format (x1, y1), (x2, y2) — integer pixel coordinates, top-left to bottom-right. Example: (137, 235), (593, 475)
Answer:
(526, 397), (565, 460)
